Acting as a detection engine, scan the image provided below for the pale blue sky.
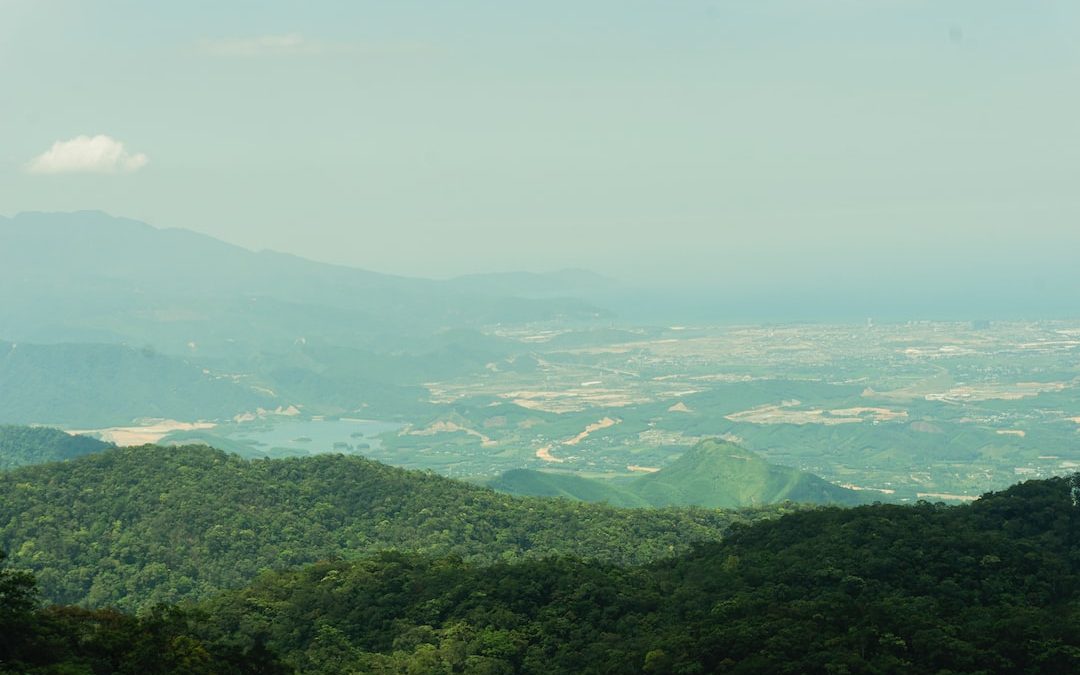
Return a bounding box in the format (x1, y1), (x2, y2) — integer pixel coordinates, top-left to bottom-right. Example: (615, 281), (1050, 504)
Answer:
(2, 1), (1078, 297)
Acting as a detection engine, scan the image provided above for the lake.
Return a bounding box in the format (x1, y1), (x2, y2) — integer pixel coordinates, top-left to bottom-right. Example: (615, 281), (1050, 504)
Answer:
(228, 418), (404, 455)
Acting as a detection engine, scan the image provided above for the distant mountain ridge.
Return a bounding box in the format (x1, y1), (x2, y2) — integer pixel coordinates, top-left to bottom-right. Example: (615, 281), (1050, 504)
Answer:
(0, 340), (274, 427)
(0, 211), (608, 355)
(490, 438), (870, 508)
(446, 268), (620, 299)
(0, 211), (615, 425)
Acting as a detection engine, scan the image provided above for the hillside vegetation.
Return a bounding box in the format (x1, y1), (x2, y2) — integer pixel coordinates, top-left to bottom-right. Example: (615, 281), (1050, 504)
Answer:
(0, 444), (786, 610)
(491, 439), (869, 509)
(488, 468), (651, 508)
(633, 439), (867, 507)
(195, 475), (1080, 673)
(0, 425), (110, 471)
(5, 475), (1080, 673)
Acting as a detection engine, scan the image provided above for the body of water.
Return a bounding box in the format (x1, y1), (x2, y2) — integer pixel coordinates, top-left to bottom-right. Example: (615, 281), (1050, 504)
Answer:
(229, 418), (403, 455)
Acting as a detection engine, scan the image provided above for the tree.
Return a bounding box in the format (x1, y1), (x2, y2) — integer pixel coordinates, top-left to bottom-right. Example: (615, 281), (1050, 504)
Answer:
(0, 549), (39, 664)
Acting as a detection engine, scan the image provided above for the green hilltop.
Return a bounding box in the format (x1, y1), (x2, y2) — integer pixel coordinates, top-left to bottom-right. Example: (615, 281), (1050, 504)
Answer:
(491, 438), (870, 509)
(632, 438), (868, 508)
(0, 425), (111, 471)
(488, 468), (652, 508)
(0, 443), (786, 610)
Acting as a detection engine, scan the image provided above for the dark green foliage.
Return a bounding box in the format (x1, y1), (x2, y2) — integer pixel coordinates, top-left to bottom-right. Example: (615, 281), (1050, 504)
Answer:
(0, 445), (779, 610)
(199, 553), (647, 674)
(192, 476), (1080, 673)
(6, 474), (1080, 672)
(0, 425), (111, 470)
(0, 551), (288, 674)
(0, 549), (39, 666)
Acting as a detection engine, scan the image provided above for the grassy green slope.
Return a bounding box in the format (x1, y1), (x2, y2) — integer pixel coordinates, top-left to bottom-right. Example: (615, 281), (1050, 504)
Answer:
(488, 469), (651, 508)
(632, 439), (868, 508)
(491, 439), (868, 509)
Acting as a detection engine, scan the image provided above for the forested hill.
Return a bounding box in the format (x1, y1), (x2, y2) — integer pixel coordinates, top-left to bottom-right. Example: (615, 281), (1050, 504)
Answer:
(0, 444), (788, 610)
(5, 475), (1080, 673)
(632, 438), (867, 507)
(490, 439), (869, 509)
(0, 342), (275, 427)
(0, 425), (110, 470)
(193, 475), (1080, 673)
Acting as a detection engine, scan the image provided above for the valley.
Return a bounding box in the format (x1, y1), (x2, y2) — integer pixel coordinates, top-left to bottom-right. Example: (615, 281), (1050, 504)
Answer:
(6, 214), (1076, 508)
(43, 313), (1080, 503)
(5, 3), (1078, 669)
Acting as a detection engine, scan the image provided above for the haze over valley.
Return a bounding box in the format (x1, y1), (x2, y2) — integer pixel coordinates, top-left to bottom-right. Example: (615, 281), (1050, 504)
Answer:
(3, 210), (1079, 506)
(3, 2), (1080, 672)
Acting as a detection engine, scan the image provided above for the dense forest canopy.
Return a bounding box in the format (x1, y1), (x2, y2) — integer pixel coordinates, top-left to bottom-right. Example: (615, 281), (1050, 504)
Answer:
(4, 475), (1080, 673)
(187, 476), (1080, 673)
(0, 444), (789, 610)
(0, 425), (110, 470)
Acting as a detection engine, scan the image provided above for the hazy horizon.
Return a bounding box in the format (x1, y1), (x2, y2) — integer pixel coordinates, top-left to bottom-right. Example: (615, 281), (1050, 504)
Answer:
(3, 1), (1079, 311)
(3, 208), (1076, 322)
(6, 5), (1080, 669)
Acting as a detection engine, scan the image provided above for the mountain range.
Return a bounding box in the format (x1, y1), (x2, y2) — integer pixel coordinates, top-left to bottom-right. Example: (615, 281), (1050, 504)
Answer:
(0, 211), (609, 357)
(0, 211), (628, 426)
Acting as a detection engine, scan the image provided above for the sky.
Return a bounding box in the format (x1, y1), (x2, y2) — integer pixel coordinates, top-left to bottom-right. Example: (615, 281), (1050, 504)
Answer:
(2, 1), (1079, 300)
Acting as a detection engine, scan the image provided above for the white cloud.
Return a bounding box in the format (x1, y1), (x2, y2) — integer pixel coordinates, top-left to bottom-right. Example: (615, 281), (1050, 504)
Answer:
(200, 33), (322, 57)
(26, 135), (148, 175)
